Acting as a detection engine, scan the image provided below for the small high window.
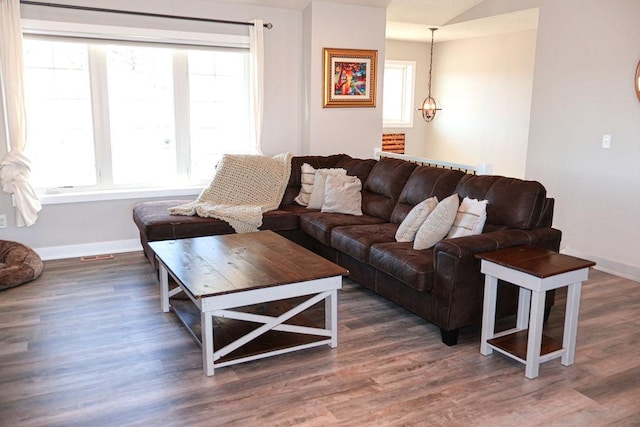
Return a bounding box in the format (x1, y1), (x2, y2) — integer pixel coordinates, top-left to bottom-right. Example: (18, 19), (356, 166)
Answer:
(382, 60), (416, 128)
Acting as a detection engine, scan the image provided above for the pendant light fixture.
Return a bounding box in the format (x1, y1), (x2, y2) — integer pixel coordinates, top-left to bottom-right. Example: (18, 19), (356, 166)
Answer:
(417, 27), (442, 122)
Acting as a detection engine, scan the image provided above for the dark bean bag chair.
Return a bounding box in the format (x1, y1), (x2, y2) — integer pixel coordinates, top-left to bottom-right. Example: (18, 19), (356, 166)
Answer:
(0, 240), (43, 290)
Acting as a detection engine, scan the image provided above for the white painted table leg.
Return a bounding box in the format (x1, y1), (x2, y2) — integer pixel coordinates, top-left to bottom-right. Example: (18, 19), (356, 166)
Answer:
(480, 275), (498, 355)
(202, 311), (215, 376)
(561, 281), (583, 366)
(326, 289), (338, 348)
(525, 290), (546, 379)
(516, 287), (531, 330)
(159, 264), (170, 313)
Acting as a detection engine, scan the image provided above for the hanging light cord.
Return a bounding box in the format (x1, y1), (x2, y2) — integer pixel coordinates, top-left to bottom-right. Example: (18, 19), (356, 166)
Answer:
(427, 27), (436, 100)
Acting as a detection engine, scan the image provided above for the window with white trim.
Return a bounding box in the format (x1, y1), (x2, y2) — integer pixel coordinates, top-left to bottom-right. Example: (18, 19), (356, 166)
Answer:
(382, 60), (416, 128)
(22, 33), (252, 193)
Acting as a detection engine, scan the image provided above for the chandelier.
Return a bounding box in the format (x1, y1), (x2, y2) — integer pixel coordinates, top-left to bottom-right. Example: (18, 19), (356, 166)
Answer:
(417, 28), (442, 122)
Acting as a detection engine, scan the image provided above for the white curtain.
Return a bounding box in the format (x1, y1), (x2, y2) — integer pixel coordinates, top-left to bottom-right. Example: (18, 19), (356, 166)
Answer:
(249, 19), (264, 154)
(0, 0), (41, 227)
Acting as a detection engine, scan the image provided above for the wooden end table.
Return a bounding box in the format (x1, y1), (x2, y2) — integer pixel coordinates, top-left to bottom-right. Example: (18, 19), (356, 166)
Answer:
(476, 246), (595, 379)
(149, 231), (348, 376)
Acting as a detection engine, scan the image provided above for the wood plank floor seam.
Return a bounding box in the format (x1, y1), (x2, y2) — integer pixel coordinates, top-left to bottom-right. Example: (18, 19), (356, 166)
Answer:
(0, 252), (638, 426)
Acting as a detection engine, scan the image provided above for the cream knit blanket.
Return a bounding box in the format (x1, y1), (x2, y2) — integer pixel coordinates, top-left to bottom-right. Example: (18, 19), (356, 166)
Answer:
(169, 153), (292, 233)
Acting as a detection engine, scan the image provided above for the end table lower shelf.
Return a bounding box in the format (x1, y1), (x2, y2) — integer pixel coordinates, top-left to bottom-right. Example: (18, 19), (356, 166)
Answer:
(487, 330), (563, 363)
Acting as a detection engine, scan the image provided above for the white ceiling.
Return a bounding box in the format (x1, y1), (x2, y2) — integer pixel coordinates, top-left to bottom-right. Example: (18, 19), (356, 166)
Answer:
(387, 8), (539, 43)
(386, 0), (483, 26)
(219, 0), (538, 42)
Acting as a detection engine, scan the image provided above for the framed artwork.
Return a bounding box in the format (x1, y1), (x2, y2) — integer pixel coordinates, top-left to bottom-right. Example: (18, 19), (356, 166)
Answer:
(323, 48), (377, 108)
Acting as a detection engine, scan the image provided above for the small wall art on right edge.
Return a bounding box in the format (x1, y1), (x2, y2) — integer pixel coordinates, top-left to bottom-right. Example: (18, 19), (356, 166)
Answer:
(635, 60), (640, 102)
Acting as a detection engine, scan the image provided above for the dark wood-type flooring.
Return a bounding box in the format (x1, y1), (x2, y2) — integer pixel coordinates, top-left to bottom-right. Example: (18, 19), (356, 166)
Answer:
(1, 251), (638, 426)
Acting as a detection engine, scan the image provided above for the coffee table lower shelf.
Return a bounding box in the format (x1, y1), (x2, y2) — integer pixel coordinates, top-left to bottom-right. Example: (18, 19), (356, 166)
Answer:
(170, 298), (330, 365)
(487, 329), (564, 363)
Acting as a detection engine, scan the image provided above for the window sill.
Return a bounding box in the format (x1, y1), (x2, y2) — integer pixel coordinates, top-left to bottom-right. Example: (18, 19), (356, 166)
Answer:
(38, 186), (203, 205)
(383, 122), (414, 129)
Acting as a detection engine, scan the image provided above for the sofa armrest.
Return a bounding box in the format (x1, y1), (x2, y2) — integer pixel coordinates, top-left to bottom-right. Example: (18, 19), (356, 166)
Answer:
(430, 227), (562, 331)
(434, 227), (562, 259)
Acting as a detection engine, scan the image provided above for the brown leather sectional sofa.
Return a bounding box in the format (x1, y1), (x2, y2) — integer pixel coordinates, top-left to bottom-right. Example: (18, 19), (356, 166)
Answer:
(133, 154), (562, 345)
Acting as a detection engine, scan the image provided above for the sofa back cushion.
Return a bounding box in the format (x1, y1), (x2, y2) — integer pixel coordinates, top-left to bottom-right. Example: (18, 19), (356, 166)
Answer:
(362, 157), (417, 221)
(390, 166), (466, 224)
(281, 154), (351, 206)
(454, 174), (546, 230)
(334, 156), (377, 185)
(282, 155), (377, 207)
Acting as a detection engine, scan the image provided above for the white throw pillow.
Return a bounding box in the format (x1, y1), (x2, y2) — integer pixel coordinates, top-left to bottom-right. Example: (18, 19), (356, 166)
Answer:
(321, 175), (363, 215)
(294, 163), (316, 206)
(447, 196), (488, 238)
(307, 168), (347, 209)
(413, 194), (460, 250)
(395, 196), (439, 242)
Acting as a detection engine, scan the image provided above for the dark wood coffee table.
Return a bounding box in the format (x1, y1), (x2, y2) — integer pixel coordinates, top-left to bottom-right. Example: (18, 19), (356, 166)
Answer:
(149, 231), (348, 376)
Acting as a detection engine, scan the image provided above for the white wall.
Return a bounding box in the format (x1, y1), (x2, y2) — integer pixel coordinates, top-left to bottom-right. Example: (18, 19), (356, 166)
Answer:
(15, 0), (304, 157)
(303, 1), (386, 159)
(424, 30), (537, 178)
(445, 0), (640, 280)
(526, 0), (640, 279)
(384, 39), (429, 157)
(5, 0), (638, 280)
(0, 0), (387, 258)
(386, 0), (640, 279)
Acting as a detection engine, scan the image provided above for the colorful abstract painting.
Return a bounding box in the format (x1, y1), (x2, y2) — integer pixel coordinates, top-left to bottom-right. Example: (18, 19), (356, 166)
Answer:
(323, 48), (377, 107)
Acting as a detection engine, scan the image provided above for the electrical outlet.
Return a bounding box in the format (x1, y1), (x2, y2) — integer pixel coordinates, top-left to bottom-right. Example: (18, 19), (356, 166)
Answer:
(0, 214), (6, 228)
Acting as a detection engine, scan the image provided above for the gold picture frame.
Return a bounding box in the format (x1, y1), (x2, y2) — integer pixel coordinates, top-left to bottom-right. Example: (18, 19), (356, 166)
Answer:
(323, 48), (377, 108)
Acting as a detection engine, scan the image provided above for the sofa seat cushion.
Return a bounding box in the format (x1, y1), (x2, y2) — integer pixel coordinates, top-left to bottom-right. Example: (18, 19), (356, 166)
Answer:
(299, 212), (385, 246)
(261, 209), (303, 231)
(369, 242), (434, 292)
(331, 223), (398, 262)
(133, 199), (299, 241)
(279, 203), (315, 215)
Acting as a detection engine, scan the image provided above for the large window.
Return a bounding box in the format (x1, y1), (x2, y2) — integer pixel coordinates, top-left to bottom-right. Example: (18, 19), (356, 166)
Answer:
(382, 60), (416, 128)
(22, 35), (251, 192)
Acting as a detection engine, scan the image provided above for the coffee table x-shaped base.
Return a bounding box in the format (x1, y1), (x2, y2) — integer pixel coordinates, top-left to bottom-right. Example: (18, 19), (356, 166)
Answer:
(159, 266), (341, 376)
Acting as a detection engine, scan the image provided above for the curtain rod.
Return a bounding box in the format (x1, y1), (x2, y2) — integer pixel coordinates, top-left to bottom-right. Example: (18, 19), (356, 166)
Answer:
(20, 1), (274, 29)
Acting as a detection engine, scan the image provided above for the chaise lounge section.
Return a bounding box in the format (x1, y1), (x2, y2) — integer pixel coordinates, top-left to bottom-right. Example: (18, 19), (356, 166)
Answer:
(133, 153), (562, 345)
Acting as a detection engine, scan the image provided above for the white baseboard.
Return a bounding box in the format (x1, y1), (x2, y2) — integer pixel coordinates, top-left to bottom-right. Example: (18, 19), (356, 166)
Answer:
(35, 239), (142, 261)
(561, 247), (640, 283)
